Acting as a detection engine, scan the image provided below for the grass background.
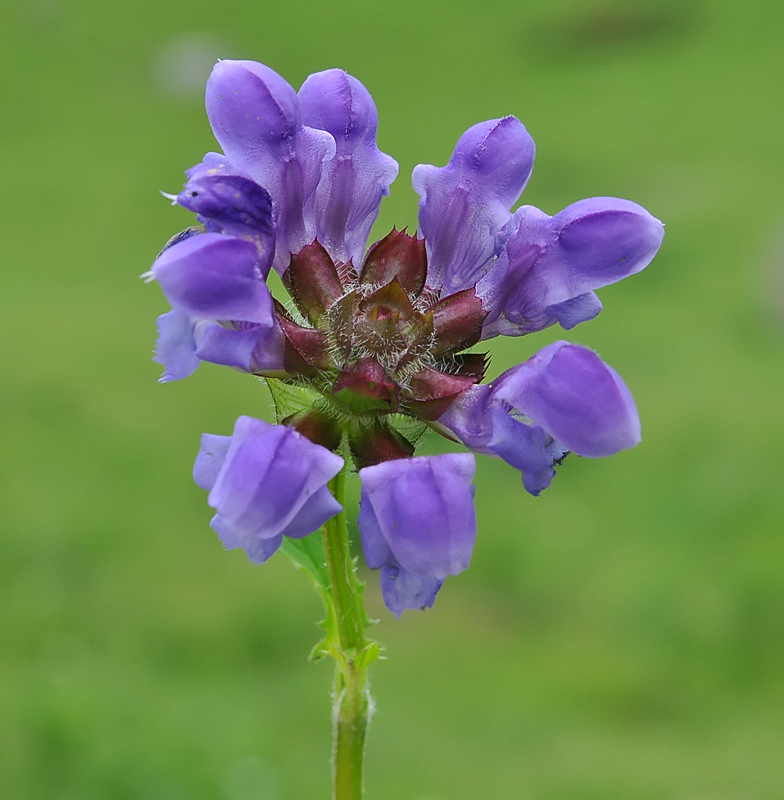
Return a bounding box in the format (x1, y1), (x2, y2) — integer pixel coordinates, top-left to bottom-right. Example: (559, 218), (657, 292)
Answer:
(2, 0), (783, 797)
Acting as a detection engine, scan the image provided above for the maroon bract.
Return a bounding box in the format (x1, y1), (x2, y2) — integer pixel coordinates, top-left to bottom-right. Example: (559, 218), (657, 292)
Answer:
(271, 228), (488, 466)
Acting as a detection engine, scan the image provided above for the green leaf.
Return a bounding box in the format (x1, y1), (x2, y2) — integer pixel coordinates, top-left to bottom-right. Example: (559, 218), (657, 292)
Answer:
(280, 532), (339, 662)
(280, 531), (331, 593)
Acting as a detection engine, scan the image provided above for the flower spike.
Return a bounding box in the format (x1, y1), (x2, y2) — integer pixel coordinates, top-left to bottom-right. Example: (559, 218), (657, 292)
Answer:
(149, 59), (662, 615)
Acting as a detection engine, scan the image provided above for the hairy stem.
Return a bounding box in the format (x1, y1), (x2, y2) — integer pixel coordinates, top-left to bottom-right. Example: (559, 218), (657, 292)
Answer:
(322, 467), (372, 800)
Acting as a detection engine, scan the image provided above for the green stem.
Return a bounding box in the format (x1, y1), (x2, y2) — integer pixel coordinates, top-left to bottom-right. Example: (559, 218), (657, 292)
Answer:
(322, 467), (372, 800)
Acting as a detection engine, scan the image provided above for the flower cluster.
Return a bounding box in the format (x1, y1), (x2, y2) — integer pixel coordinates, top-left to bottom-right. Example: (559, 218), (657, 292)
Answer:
(147, 60), (663, 615)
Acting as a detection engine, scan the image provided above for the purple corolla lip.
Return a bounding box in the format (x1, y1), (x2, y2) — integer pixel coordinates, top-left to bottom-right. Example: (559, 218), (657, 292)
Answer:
(477, 197), (664, 338)
(299, 68), (399, 268)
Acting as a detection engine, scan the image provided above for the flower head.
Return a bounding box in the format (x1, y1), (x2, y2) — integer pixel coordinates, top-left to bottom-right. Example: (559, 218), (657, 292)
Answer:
(147, 60), (663, 614)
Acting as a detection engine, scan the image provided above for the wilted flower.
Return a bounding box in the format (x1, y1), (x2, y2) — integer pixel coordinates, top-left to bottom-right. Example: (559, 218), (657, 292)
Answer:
(147, 60), (663, 614)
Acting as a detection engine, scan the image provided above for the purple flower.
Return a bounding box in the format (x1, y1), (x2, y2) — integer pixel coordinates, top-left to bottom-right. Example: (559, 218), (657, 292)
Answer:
(413, 116), (536, 296)
(153, 309), (210, 383)
(194, 416), (344, 563)
(151, 232), (273, 322)
(299, 69), (399, 267)
(148, 59), (663, 614)
(205, 60), (337, 272)
(148, 232), (285, 381)
(358, 455), (477, 616)
(438, 341), (641, 495)
(177, 155), (275, 258)
(477, 198), (664, 338)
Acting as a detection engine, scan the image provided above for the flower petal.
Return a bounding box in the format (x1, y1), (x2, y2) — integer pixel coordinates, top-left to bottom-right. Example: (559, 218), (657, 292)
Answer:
(151, 233), (274, 323)
(413, 116), (535, 295)
(545, 291), (603, 330)
(195, 323), (264, 372)
(492, 341), (641, 458)
(193, 434), (231, 491)
(479, 198), (664, 337)
(280, 486), (343, 539)
(485, 407), (566, 496)
(437, 382), (562, 495)
(212, 514), (283, 565)
(177, 157), (275, 270)
(439, 342), (639, 494)
(358, 454), (477, 580)
(432, 383), (494, 453)
(203, 417), (344, 559)
(205, 60), (336, 272)
(153, 309), (203, 382)
(380, 564), (443, 618)
(357, 488), (394, 569)
(299, 69), (398, 266)
(195, 319), (285, 375)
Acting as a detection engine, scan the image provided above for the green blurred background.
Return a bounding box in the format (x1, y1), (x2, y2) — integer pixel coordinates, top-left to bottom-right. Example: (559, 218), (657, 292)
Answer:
(2, 0), (783, 797)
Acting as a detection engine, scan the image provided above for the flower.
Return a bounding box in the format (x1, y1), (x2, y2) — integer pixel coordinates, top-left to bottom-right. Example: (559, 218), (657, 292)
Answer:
(194, 416), (344, 563)
(358, 454), (477, 617)
(437, 341), (641, 496)
(147, 60), (663, 614)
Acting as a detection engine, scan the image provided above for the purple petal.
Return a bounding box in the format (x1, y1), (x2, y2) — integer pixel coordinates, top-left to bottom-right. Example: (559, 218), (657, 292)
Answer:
(212, 514), (283, 565)
(492, 341), (641, 457)
(281, 486), (343, 539)
(380, 563), (443, 618)
(153, 309), (207, 382)
(206, 417), (344, 549)
(357, 487), (394, 569)
(196, 319), (285, 375)
(433, 384), (495, 454)
(248, 320), (287, 374)
(193, 434), (231, 491)
(485, 407), (553, 477)
(358, 454), (477, 580)
(195, 322), (264, 372)
(545, 292), (603, 330)
(438, 384), (561, 496)
(484, 408), (565, 496)
(413, 117), (535, 295)
(151, 233), (274, 323)
(205, 60), (336, 272)
(479, 198), (664, 337)
(177, 158), (275, 269)
(551, 197), (664, 285)
(299, 69), (398, 266)
(200, 152), (230, 169)
(439, 342), (639, 494)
